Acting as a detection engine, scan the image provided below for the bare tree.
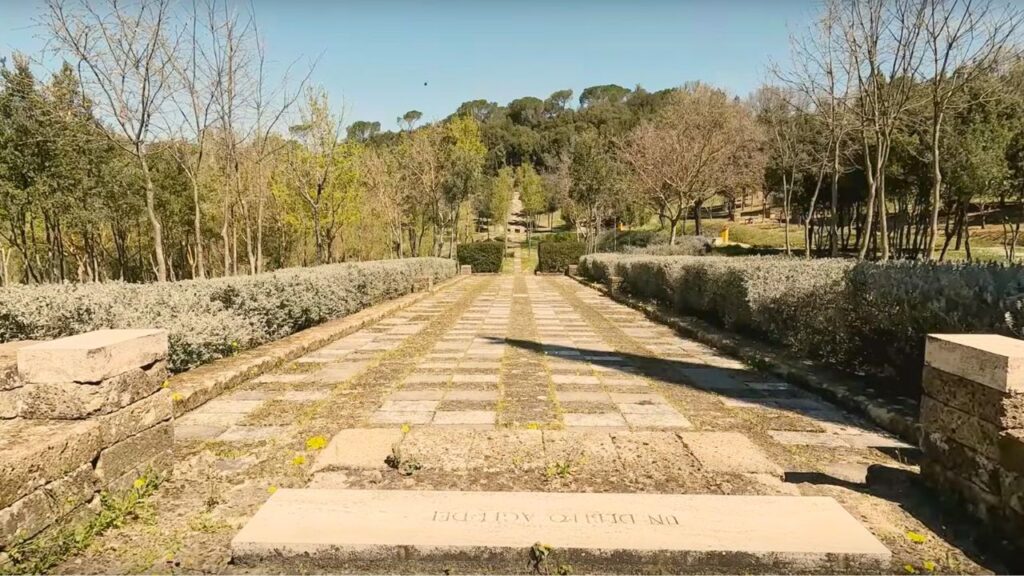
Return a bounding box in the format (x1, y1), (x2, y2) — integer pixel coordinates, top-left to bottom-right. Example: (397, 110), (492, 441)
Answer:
(166, 0), (218, 278)
(361, 146), (407, 257)
(620, 83), (764, 242)
(842, 0), (928, 260)
(282, 87), (344, 265)
(44, 0), (180, 281)
(775, 0), (854, 257)
(923, 0), (1023, 259)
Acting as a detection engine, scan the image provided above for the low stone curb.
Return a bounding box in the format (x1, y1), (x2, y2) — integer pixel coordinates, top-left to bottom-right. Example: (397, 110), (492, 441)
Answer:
(168, 275), (467, 417)
(568, 274), (922, 446)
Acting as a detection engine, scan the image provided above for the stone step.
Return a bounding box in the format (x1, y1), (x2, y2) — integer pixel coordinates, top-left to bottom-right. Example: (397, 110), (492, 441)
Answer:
(231, 489), (891, 574)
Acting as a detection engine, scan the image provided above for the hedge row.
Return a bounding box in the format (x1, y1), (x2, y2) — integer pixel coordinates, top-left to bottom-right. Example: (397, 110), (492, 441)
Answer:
(0, 258), (455, 372)
(457, 241), (504, 273)
(580, 254), (1024, 397)
(537, 240), (585, 273)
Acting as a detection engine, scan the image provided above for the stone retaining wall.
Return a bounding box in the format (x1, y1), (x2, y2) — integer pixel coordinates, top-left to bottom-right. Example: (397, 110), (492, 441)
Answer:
(0, 329), (173, 555)
(920, 334), (1024, 556)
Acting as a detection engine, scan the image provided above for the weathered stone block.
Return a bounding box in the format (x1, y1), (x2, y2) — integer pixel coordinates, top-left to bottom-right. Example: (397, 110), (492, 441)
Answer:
(0, 389), (17, 419)
(921, 460), (1002, 524)
(1000, 429), (1024, 475)
(0, 419), (102, 509)
(921, 430), (1002, 495)
(0, 463), (96, 547)
(459, 265), (472, 275)
(925, 334), (1024, 393)
(96, 389), (173, 445)
(0, 341), (34, 392)
(922, 366), (1024, 429)
(94, 421), (172, 485)
(105, 448), (173, 492)
(567, 264), (578, 276)
(19, 361), (168, 419)
(920, 395), (1001, 459)
(18, 328), (167, 384)
(1002, 468), (1024, 516)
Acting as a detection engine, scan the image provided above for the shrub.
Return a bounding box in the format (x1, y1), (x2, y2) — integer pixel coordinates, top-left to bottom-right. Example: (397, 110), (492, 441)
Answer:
(537, 241), (585, 273)
(0, 258), (455, 372)
(456, 241), (504, 273)
(624, 236), (712, 256)
(578, 253), (1024, 398)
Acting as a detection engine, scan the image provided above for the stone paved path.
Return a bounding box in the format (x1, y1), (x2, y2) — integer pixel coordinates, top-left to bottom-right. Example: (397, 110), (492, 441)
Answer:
(55, 266), (1002, 574)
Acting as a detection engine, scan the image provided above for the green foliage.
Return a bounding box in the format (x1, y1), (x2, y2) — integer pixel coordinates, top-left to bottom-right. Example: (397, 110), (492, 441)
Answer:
(623, 237), (712, 256)
(1, 472), (162, 575)
(0, 258), (455, 372)
(580, 254), (1024, 397)
(537, 241), (585, 273)
(456, 241), (504, 273)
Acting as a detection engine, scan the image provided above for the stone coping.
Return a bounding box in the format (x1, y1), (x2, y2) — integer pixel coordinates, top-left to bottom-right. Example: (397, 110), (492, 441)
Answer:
(168, 275), (466, 416)
(568, 274), (921, 446)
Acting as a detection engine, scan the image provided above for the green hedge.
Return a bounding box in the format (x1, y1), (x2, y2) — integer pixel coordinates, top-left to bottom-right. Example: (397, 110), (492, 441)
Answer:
(537, 240), (585, 273)
(579, 254), (1024, 397)
(0, 258), (455, 372)
(456, 241), (504, 273)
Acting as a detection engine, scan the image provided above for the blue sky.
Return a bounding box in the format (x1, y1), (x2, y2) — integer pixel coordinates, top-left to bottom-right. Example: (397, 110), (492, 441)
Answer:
(1, 0), (818, 129)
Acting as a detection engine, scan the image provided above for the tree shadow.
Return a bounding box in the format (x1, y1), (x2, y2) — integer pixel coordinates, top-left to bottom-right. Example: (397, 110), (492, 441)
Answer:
(490, 336), (1014, 572)
(786, 466), (1014, 573)
(492, 336), (875, 433)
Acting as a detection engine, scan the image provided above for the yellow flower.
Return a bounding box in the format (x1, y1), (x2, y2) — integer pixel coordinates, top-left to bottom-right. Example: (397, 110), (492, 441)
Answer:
(267, 485), (278, 494)
(292, 454), (306, 466)
(161, 380), (169, 389)
(171, 392), (184, 402)
(906, 531), (926, 544)
(305, 436), (327, 451)
(132, 477), (147, 490)
(526, 422), (540, 430)
(400, 423), (411, 434)
(904, 564), (918, 574)
(923, 561), (937, 572)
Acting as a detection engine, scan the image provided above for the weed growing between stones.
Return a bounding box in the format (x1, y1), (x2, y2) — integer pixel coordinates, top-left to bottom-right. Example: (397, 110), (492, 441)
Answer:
(385, 425), (422, 475)
(0, 471), (163, 575)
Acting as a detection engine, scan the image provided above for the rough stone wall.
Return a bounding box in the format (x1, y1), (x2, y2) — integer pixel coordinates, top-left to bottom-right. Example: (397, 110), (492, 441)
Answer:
(920, 334), (1024, 556)
(0, 329), (173, 554)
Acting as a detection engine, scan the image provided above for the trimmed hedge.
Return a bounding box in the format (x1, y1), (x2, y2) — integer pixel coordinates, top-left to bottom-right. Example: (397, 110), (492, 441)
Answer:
(537, 240), (585, 273)
(0, 258), (455, 372)
(457, 241), (504, 273)
(579, 254), (1024, 397)
(623, 236), (712, 256)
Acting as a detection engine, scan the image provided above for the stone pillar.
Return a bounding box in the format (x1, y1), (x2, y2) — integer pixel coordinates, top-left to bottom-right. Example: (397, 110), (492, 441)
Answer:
(460, 265), (472, 276)
(567, 264), (578, 277)
(607, 276), (624, 295)
(0, 329), (172, 553)
(920, 334), (1024, 553)
(413, 275), (433, 292)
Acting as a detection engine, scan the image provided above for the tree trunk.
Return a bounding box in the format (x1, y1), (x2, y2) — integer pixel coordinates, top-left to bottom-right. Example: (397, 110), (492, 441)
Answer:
(192, 178), (205, 278)
(139, 153), (167, 281)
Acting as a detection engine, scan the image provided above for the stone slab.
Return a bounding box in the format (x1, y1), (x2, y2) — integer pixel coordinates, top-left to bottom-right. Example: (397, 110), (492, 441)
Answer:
(925, 334), (1024, 392)
(0, 419), (103, 509)
(231, 489), (890, 573)
(678, 432), (783, 475)
(623, 412), (693, 429)
(314, 429), (402, 471)
(94, 421), (173, 485)
(18, 361), (168, 419)
(563, 412), (628, 428)
(18, 329), (167, 384)
(431, 410), (495, 426)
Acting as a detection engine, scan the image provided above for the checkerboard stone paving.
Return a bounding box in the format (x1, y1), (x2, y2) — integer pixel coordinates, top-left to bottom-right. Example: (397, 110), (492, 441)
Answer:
(369, 278), (512, 427)
(175, 285), (467, 442)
